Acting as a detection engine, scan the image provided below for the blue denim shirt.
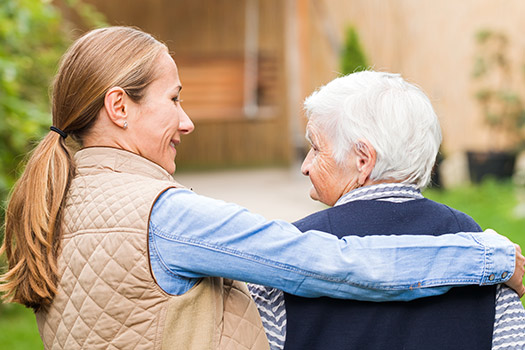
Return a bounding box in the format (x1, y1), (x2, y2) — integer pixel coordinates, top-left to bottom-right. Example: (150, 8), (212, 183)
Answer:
(148, 188), (515, 301)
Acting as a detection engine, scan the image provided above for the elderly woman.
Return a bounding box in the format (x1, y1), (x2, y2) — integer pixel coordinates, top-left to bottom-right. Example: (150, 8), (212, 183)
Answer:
(0, 27), (522, 350)
(250, 71), (525, 350)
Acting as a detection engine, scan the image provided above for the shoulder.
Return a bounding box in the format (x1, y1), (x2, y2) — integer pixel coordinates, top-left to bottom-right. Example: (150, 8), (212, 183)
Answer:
(153, 187), (199, 207)
(293, 206), (333, 233)
(292, 202), (364, 233)
(153, 187), (248, 212)
(150, 188), (207, 230)
(419, 198), (482, 232)
(150, 188), (269, 237)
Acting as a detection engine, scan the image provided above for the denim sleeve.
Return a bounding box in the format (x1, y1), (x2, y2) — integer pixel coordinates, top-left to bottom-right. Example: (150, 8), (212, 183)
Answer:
(149, 188), (515, 302)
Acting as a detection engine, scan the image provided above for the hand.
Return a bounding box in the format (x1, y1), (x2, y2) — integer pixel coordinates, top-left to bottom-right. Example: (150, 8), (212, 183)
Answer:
(505, 244), (525, 298)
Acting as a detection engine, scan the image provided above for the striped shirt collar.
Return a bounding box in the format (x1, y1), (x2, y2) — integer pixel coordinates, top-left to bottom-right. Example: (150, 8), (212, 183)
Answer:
(335, 183), (423, 207)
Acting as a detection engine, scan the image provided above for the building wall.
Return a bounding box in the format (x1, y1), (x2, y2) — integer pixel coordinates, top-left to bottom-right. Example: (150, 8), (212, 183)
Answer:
(60, 0), (524, 165)
(73, 0), (291, 168)
(306, 0), (525, 155)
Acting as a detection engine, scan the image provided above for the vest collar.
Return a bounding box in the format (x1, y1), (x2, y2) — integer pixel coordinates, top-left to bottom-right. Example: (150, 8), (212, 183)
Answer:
(75, 146), (178, 183)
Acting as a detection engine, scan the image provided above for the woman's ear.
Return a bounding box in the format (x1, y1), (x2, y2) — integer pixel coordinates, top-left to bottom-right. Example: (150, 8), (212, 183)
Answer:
(103, 87), (129, 129)
(354, 139), (377, 186)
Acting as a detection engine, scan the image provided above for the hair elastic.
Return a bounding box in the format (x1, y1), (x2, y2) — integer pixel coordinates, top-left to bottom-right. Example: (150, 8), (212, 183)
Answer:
(50, 126), (68, 139)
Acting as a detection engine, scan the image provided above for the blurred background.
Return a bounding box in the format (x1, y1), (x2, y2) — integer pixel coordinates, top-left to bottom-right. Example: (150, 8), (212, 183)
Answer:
(1, 0), (525, 348)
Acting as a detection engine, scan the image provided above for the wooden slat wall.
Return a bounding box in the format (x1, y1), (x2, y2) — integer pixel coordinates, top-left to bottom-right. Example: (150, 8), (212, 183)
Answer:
(176, 56), (246, 119)
(305, 0), (525, 154)
(73, 0), (291, 168)
(176, 117), (291, 169)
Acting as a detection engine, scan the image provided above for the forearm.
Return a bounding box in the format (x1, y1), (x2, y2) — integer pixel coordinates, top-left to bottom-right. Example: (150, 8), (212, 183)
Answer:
(151, 189), (515, 301)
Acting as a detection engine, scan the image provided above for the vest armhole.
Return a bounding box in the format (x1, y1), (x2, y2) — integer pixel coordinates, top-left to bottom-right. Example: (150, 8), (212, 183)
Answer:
(147, 185), (179, 297)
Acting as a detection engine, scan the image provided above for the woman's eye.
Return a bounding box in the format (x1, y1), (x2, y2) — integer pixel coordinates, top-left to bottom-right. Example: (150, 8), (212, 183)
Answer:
(172, 97), (183, 103)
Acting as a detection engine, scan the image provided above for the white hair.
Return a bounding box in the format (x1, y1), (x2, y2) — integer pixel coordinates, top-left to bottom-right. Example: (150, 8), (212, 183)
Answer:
(303, 71), (442, 189)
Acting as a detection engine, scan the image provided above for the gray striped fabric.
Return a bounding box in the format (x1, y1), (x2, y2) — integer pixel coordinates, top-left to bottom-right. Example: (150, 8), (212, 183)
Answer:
(248, 183), (525, 349)
(492, 285), (525, 349)
(334, 183), (422, 206)
(247, 284), (286, 350)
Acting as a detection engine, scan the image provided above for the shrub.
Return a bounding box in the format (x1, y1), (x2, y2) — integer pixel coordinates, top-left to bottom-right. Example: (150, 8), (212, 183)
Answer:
(340, 26), (369, 75)
(0, 0), (106, 282)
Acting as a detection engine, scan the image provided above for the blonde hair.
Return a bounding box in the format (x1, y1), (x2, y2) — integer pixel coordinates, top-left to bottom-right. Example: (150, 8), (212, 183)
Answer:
(0, 26), (166, 310)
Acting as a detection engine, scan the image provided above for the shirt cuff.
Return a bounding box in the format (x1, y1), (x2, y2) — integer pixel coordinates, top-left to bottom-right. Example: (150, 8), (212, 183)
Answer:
(473, 229), (515, 285)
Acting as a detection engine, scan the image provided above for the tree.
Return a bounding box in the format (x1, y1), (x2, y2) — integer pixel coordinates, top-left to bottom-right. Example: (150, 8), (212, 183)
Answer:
(340, 26), (368, 75)
(0, 0), (105, 243)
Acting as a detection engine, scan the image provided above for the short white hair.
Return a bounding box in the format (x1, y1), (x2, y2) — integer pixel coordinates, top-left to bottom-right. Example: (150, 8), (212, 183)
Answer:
(304, 71), (442, 189)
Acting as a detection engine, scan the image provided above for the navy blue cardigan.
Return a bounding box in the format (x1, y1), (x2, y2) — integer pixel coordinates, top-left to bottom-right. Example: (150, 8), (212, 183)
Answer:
(284, 198), (496, 350)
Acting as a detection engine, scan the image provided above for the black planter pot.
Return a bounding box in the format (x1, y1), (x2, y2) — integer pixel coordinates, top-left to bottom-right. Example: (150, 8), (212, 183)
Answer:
(466, 151), (516, 183)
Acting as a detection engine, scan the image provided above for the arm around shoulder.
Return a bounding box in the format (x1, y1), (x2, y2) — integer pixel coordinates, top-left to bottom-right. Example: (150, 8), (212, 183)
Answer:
(149, 189), (519, 301)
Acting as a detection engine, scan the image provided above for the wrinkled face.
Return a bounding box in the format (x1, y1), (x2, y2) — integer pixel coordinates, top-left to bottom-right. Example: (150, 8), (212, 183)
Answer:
(127, 52), (194, 174)
(301, 120), (358, 206)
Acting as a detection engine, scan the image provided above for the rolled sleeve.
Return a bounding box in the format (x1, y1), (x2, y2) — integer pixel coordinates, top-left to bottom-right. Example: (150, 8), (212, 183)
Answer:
(472, 229), (515, 285)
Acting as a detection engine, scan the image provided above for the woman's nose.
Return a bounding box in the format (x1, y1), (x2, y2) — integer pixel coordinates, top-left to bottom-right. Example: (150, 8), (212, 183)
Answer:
(179, 107), (194, 134)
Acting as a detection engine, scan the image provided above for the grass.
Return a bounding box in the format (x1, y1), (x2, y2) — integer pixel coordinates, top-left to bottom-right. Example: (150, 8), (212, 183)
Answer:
(0, 303), (42, 349)
(424, 179), (525, 305)
(425, 180), (525, 248)
(0, 180), (523, 347)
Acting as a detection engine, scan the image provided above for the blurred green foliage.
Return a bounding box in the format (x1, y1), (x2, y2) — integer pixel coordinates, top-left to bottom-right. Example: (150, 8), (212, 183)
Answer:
(0, 1), (106, 313)
(472, 29), (525, 151)
(0, 303), (42, 349)
(340, 26), (368, 75)
(0, 0), (67, 203)
(0, 0), (106, 237)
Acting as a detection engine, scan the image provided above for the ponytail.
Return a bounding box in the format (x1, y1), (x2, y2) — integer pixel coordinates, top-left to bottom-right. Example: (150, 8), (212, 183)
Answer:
(0, 131), (74, 310)
(0, 26), (166, 311)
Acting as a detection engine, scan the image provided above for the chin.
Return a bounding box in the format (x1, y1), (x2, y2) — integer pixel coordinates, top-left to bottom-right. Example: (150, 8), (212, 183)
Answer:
(311, 192), (333, 206)
(161, 162), (176, 174)
(309, 190), (320, 202)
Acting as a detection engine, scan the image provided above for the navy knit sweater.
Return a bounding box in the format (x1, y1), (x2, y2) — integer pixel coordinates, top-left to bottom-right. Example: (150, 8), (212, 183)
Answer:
(284, 198), (496, 350)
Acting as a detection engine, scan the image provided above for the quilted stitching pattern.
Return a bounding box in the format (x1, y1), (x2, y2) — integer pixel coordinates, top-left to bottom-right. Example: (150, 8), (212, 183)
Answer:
(37, 150), (174, 350)
(219, 280), (269, 350)
(43, 233), (162, 349)
(36, 148), (269, 350)
(64, 172), (160, 233)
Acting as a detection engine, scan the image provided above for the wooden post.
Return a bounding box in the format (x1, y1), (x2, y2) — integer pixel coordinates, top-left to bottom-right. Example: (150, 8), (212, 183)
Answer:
(285, 0), (310, 164)
(244, 0), (259, 118)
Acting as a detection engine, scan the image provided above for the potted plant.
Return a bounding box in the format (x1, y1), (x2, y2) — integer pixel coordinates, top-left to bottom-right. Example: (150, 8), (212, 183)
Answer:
(469, 29), (525, 182)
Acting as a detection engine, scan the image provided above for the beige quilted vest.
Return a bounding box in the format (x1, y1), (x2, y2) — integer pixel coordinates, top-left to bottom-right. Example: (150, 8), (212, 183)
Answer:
(36, 147), (269, 350)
